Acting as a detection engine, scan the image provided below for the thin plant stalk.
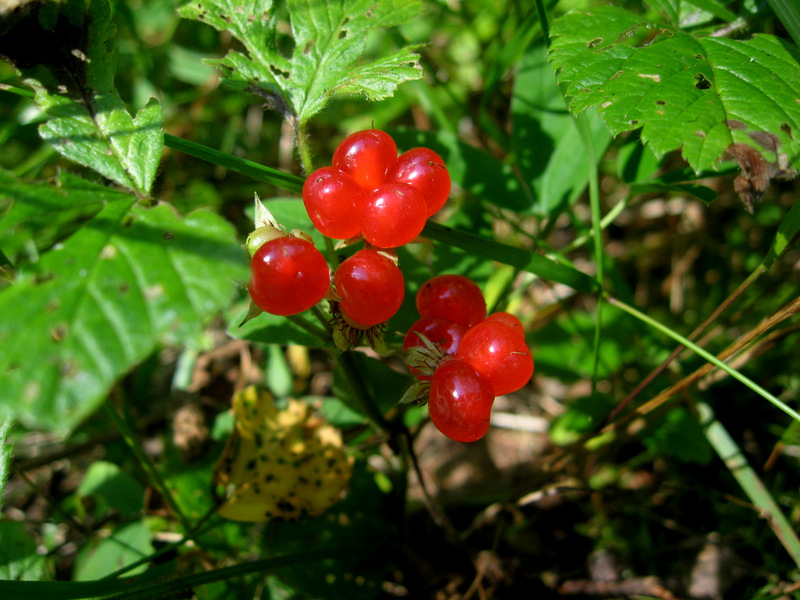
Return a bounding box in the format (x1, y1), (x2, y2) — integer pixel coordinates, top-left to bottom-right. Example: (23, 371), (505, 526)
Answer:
(104, 401), (193, 532)
(605, 294), (800, 423)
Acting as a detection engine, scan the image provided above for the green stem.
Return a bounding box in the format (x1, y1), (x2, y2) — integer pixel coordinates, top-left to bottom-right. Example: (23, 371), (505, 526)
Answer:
(606, 294), (800, 423)
(338, 351), (392, 435)
(0, 83), (35, 99)
(104, 401), (193, 532)
(534, 0), (550, 43)
(295, 120), (315, 176)
(577, 112), (605, 391)
(0, 546), (365, 600)
(286, 313), (329, 343)
(103, 505), (222, 580)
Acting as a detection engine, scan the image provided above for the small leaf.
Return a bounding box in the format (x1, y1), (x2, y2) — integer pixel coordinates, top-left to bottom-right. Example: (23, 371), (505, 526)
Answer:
(0, 0), (164, 196)
(549, 6), (800, 198)
(77, 461), (146, 517)
(0, 176), (248, 434)
(179, 0), (423, 123)
(0, 522), (45, 581)
(73, 521), (154, 580)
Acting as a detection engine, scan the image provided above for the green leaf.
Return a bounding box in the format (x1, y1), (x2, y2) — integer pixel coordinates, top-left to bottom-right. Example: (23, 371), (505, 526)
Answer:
(0, 522), (45, 581)
(0, 0), (164, 196)
(77, 461), (146, 517)
(0, 176), (248, 434)
(0, 169), (126, 261)
(73, 521), (154, 580)
(643, 407), (713, 464)
(179, 0), (423, 124)
(511, 43), (612, 217)
(549, 6), (800, 180)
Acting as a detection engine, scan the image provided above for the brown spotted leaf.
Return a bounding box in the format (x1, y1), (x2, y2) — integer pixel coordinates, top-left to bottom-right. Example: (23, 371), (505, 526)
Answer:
(549, 6), (800, 193)
(214, 386), (352, 522)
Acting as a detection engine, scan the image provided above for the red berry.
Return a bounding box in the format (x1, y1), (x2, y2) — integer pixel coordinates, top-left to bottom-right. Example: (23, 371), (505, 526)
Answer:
(361, 182), (428, 248)
(249, 237), (330, 316)
(458, 321), (533, 396)
(429, 358), (494, 443)
(416, 274), (486, 329)
(403, 317), (466, 380)
(484, 312), (525, 338)
(302, 167), (366, 239)
(334, 249), (405, 327)
(332, 129), (397, 192)
(387, 147), (451, 217)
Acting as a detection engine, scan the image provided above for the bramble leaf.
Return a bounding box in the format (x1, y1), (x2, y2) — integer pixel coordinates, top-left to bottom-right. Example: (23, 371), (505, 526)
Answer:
(549, 6), (800, 205)
(0, 176), (248, 434)
(0, 0), (164, 197)
(178, 0), (423, 124)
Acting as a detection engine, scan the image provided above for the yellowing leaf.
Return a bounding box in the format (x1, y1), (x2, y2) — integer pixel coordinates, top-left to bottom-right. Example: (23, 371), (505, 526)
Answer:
(214, 386), (352, 522)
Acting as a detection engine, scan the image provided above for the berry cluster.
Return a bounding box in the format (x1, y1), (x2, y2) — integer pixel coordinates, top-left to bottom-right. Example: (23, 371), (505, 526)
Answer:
(303, 129), (450, 247)
(248, 129), (450, 329)
(404, 275), (534, 443)
(246, 129), (533, 444)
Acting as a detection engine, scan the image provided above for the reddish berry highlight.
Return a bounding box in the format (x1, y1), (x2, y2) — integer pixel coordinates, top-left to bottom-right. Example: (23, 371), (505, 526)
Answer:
(332, 129), (398, 192)
(458, 320), (534, 396)
(249, 237), (330, 316)
(388, 147), (451, 216)
(428, 358), (495, 443)
(361, 182), (428, 248)
(302, 167), (365, 239)
(416, 274), (487, 329)
(334, 249), (405, 327)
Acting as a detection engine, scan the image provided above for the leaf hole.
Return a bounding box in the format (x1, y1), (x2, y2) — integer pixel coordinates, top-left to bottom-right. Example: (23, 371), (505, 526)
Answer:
(269, 65), (290, 79)
(656, 100), (665, 105)
(694, 74), (711, 90)
(586, 37), (603, 49)
(303, 40), (314, 54)
(338, 29), (347, 39)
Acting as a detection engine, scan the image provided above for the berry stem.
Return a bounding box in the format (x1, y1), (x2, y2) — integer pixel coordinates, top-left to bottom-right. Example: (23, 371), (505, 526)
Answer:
(104, 395), (193, 532)
(338, 351), (392, 434)
(295, 121), (315, 176)
(286, 313), (330, 343)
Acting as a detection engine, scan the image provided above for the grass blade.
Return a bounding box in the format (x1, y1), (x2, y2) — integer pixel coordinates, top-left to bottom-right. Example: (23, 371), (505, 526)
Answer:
(607, 295), (800, 424)
(698, 401), (800, 568)
(422, 222), (598, 294)
(164, 134), (304, 194)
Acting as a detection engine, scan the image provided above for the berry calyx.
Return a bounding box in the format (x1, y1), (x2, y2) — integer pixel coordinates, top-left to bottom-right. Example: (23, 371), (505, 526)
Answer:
(387, 147), (451, 217)
(428, 358), (495, 443)
(403, 317), (466, 380)
(249, 237), (330, 316)
(302, 167), (366, 240)
(332, 129), (398, 192)
(333, 249), (405, 327)
(416, 274), (487, 329)
(246, 225), (285, 257)
(457, 320), (533, 396)
(361, 182), (428, 248)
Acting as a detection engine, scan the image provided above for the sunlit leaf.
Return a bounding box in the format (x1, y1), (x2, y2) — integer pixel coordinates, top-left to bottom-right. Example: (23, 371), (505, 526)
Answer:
(179, 0), (423, 124)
